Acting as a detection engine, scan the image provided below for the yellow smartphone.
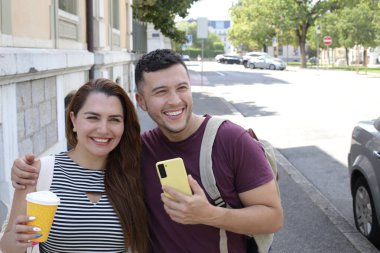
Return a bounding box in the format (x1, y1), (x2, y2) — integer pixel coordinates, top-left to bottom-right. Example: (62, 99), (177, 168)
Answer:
(156, 157), (192, 199)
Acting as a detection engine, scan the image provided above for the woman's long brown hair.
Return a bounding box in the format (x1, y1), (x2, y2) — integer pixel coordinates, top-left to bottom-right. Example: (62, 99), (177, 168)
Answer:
(66, 78), (149, 252)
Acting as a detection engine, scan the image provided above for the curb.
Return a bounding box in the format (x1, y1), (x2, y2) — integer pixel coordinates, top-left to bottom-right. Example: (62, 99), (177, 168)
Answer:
(275, 149), (380, 253)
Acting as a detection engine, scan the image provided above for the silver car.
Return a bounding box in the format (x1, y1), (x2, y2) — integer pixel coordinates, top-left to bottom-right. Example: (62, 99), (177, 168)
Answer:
(242, 51), (269, 68)
(348, 117), (380, 248)
(247, 56), (286, 70)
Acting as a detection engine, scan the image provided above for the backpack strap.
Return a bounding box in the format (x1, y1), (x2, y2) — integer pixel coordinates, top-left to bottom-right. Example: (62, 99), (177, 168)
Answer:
(36, 155), (55, 191)
(199, 117), (228, 208)
(200, 117), (230, 253)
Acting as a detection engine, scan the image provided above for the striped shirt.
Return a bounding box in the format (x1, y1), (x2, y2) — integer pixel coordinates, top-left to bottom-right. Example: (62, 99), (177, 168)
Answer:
(39, 153), (127, 253)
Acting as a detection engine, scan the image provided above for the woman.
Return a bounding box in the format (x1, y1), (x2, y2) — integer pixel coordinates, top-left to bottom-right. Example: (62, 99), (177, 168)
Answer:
(0, 79), (149, 253)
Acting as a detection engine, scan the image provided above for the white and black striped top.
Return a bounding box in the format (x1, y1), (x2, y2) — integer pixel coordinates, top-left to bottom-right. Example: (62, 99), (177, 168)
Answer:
(39, 153), (127, 253)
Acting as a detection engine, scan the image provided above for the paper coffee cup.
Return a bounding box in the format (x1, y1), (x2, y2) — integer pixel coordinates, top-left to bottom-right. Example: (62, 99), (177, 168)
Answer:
(26, 191), (60, 242)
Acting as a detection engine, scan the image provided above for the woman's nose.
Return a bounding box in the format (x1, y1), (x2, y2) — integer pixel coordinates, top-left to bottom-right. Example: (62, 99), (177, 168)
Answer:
(96, 120), (109, 133)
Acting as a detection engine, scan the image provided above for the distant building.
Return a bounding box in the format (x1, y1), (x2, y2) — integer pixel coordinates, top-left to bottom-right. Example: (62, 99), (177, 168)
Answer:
(186, 18), (233, 54)
(208, 20), (233, 53)
(147, 24), (172, 52)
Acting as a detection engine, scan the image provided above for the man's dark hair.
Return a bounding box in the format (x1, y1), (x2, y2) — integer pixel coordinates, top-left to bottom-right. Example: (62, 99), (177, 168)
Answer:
(135, 49), (188, 91)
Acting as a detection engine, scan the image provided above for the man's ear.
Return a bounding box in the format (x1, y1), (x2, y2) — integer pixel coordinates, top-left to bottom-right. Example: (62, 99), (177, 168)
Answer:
(135, 92), (147, 111)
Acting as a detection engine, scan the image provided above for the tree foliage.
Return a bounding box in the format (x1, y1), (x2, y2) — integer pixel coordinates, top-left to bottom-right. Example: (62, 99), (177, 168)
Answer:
(133, 0), (199, 43)
(230, 0), (343, 67)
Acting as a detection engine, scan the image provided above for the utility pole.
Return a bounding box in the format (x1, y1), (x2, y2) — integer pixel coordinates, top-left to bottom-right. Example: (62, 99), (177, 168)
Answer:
(197, 17), (208, 87)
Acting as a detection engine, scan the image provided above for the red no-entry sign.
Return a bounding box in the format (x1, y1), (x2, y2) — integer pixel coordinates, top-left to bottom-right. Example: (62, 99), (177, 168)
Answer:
(323, 36), (332, 46)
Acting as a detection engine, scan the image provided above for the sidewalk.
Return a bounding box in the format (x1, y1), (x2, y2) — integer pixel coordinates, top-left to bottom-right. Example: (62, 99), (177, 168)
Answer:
(137, 70), (379, 253)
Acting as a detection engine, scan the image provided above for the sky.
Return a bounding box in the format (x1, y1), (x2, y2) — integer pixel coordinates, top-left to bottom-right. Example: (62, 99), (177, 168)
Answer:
(178, 0), (238, 21)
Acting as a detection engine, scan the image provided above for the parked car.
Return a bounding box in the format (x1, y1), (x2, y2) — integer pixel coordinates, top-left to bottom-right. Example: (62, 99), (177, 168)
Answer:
(215, 54), (224, 62)
(217, 54), (242, 64)
(348, 116), (380, 247)
(242, 51), (269, 68)
(308, 56), (319, 65)
(247, 56), (286, 70)
(181, 54), (190, 61)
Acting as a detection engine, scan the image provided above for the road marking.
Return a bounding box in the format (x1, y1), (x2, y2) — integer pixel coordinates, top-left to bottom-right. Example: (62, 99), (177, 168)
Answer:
(216, 71), (225, 76)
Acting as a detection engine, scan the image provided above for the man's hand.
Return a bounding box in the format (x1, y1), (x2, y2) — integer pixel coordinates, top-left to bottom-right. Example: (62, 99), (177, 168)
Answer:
(11, 154), (40, 189)
(161, 175), (217, 225)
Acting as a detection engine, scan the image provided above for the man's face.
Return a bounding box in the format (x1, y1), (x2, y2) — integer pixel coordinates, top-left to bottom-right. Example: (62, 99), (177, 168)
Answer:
(136, 63), (193, 141)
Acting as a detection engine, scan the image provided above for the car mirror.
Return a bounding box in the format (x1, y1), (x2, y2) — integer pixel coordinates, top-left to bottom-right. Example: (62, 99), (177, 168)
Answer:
(374, 117), (380, 132)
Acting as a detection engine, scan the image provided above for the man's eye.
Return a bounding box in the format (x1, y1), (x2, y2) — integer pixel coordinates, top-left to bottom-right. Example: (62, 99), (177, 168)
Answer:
(154, 90), (166, 95)
(178, 86), (188, 91)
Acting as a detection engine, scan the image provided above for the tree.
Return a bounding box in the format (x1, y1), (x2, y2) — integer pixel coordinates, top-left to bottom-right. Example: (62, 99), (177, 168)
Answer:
(311, 0), (380, 66)
(339, 1), (380, 66)
(230, 0), (342, 68)
(133, 0), (199, 43)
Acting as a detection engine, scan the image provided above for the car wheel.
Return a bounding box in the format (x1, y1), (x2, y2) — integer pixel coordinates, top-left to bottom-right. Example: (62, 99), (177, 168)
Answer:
(353, 176), (380, 247)
(269, 64), (276, 70)
(249, 63), (255, 69)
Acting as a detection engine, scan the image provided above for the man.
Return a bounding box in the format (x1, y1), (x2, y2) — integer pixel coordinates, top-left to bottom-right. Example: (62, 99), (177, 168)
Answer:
(11, 49), (283, 252)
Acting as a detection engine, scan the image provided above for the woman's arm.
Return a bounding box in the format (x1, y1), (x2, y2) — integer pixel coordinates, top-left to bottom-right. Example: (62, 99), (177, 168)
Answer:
(0, 160), (41, 253)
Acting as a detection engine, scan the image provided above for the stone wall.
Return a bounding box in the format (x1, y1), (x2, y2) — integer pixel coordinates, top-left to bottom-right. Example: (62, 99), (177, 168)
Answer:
(17, 77), (58, 156)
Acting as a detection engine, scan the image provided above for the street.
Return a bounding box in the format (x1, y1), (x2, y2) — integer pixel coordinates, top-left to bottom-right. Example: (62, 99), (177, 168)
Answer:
(188, 61), (380, 252)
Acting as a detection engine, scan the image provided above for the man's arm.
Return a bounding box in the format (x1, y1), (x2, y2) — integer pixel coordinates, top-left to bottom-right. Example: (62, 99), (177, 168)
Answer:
(161, 175), (283, 235)
(11, 154), (39, 189)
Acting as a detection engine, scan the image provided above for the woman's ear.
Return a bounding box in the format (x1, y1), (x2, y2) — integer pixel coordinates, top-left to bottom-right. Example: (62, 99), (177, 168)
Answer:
(70, 111), (77, 132)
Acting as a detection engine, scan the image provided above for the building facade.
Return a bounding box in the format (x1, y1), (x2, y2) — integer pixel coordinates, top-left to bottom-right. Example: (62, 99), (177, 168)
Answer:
(147, 23), (172, 52)
(0, 0), (147, 228)
(208, 20), (233, 53)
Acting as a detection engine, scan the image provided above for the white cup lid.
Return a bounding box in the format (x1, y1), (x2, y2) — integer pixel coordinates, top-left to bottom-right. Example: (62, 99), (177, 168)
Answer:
(26, 191), (60, 205)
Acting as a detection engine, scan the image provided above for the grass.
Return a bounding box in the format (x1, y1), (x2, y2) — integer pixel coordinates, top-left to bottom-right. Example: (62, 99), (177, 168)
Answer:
(287, 61), (380, 74)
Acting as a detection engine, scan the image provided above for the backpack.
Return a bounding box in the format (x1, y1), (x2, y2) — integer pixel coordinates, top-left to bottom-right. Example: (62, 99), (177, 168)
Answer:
(199, 117), (280, 253)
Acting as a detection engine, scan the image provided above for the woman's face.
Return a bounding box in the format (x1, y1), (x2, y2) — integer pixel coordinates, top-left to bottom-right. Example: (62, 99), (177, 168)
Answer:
(70, 92), (124, 160)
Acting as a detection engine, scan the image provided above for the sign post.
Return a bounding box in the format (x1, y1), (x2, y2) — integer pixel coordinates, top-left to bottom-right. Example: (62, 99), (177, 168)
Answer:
(197, 18), (208, 87)
(323, 36), (332, 66)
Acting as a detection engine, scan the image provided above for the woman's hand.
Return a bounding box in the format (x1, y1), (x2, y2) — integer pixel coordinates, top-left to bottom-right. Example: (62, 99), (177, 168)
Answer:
(0, 215), (41, 252)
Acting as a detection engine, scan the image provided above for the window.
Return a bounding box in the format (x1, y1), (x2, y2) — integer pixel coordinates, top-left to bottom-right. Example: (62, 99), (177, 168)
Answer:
(112, 0), (120, 30)
(59, 0), (77, 15)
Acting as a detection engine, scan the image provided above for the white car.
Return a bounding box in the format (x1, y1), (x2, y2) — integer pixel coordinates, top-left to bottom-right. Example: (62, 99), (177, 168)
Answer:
(181, 54), (190, 61)
(247, 56), (286, 70)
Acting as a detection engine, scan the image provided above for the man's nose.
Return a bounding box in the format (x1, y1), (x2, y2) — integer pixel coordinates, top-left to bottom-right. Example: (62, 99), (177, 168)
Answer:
(167, 91), (181, 104)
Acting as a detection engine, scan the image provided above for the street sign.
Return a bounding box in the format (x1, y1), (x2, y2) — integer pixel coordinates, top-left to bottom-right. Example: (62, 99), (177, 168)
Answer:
(323, 36), (332, 46)
(197, 18), (208, 39)
(186, 34), (192, 46)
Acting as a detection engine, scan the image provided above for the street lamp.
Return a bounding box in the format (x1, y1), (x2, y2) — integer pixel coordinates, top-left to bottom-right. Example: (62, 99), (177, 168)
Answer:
(316, 25), (321, 71)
